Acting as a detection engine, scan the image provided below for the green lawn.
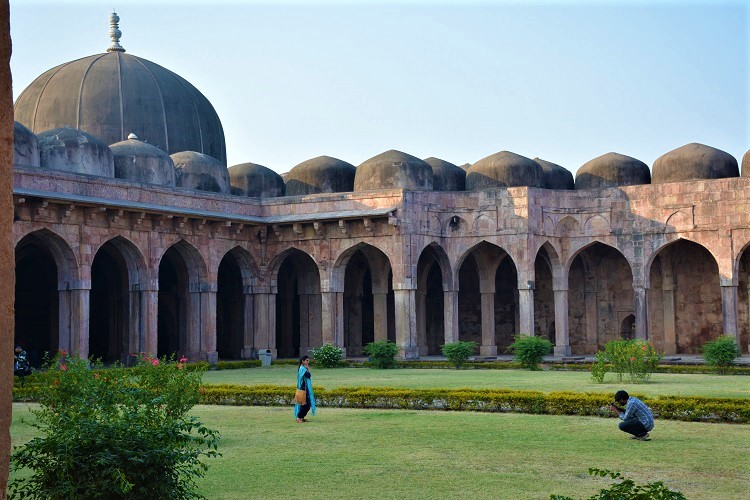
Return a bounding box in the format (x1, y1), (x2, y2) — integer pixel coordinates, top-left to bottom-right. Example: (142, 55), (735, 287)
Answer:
(10, 403), (750, 499)
(202, 366), (750, 399)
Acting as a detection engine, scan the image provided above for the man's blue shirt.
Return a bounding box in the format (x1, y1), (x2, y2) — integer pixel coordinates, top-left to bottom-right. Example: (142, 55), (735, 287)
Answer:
(620, 396), (654, 431)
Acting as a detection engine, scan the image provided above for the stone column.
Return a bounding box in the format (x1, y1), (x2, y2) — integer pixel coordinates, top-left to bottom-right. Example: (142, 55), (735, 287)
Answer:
(201, 284), (218, 364)
(135, 277), (159, 358)
(241, 286), (255, 359)
(480, 292), (497, 356)
(416, 289), (428, 356)
(70, 283), (91, 360)
(253, 292), (277, 359)
(553, 288), (570, 356)
(394, 288), (419, 359)
(373, 292), (388, 342)
(186, 283), (202, 360)
(517, 284), (534, 337)
(633, 285), (649, 341)
(321, 290), (344, 350)
(721, 284), (740, 344)
(443, 289), (459, 345)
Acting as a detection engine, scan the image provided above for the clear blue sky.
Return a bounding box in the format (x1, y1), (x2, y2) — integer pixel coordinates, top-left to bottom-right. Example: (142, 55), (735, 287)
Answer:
(9, 1), (749, 175)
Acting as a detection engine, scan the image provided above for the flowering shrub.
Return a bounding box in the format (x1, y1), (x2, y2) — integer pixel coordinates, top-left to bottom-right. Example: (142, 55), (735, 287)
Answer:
(9, 352), (220, 499)
(310, 344), (344, 368)
(701, 336), (742, 374)
(593, 339), (662, 384)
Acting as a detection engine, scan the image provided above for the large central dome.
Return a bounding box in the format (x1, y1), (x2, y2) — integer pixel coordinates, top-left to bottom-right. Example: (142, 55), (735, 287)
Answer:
(14, 12), (226, 164)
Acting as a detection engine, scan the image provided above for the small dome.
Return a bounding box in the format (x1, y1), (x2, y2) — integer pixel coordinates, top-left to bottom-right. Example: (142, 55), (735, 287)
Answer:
(652, 143), (738, 184)
(285, 156), (356, 195)
(466, 151), (543, 190)
(460, 163), (471, 170)
(13, 121), (40, 167)
(228, 162), (285, 198)
(534, 158), (574, 190)
(575, 152), (650, 190)
(354, 150), (433, 191)
(170, 151), (230, 194)
(424, 157), (466, 191)
(110, 135), (175, 186)
(37, 127), (114, 177)
(743, 149), (750, 177)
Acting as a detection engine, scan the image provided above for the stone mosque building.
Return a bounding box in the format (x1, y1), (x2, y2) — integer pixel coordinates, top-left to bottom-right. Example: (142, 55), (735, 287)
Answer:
(11, 13), (750, 366)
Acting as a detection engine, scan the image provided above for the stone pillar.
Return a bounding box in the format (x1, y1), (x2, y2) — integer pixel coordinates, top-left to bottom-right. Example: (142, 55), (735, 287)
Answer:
(443, 289), (459, 345)
(480, 292), (497, 356)
(553, 288), (570, 356)
(201, 285), (218, 364)
(142, 281), (159, 357)
(62, 281), (90, 360)
(241, 286), (255, 359)
(394, 288), (419, 359)
(253, 292), (277, 359)
(187, 284), (202, 360)
(416, 290), (428, 356)
(721, 284), (740, 344)
(633, 285), (649, 342)
(373, 292), (388, 342)
(517, 285), (534, 337)
(661, 282), (677, 355)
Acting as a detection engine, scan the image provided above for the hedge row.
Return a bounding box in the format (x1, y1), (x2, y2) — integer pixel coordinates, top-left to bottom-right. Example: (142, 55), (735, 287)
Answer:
(197, 384), (750, 424)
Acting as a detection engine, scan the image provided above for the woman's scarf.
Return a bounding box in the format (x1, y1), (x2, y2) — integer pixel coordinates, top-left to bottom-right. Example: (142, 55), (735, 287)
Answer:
(294, 364), (316, 417)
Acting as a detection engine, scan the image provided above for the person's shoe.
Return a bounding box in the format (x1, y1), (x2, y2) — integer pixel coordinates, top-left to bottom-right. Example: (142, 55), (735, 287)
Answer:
(302, 418), (309, 422)
(296, 418), (303, 423)
(635, 433), (651, 441)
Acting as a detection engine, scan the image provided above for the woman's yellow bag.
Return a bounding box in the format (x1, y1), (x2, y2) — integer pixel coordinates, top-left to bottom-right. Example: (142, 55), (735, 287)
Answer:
(294, 389), (306, 405)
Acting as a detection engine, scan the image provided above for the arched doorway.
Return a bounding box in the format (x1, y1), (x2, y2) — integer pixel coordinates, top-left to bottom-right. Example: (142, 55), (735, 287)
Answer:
(737, 244), (750, 354)
(416, 244), (450, 356)
(649, 240), (721, 354)
(275, 250), (321, 359)
(15, 237), (59, 367)
(494, 256), (518, 352)
(89, 241), (130, 364)
(568, 242), (634, 354)
(533, 246), (556, 344)
(457, 254), (481, 347)
(343, 250), (374, 356)
(620, 314), (635, 340)
(217, 251), (244, 360)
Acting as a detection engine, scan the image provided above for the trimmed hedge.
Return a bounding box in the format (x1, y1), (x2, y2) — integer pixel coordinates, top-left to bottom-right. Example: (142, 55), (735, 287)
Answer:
(196, 384), (750, 424)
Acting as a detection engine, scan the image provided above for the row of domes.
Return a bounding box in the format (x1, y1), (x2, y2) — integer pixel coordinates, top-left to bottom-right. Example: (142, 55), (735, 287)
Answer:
(14, 122), (750, 198)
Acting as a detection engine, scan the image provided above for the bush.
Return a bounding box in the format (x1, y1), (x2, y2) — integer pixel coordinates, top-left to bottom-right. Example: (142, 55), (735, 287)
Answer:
(551, 468), (686, 499)
(507, 335), (553, 370)
(590, 356), (609, 383)
(310, 344), (344, 368)
(9, 352), (220, 499)
(441, 341), (477, 369)
(595, 339), (662, 383)
(702, 336), (742, 374)
(363, 340), (399, 369)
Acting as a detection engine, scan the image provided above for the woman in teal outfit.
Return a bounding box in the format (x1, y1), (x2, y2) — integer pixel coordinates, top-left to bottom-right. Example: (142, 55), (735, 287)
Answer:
(295, 355), (316, 423)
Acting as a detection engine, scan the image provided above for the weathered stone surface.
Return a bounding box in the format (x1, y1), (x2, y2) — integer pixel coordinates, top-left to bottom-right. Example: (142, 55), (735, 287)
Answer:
(466, 151), (543, 190)
(38, 127), (114, 177)
(424, 157), (466, 191)
(228, 162), (285, 198)
(534, 157), (574, 190)
(110, 136), (175, 186)
(652, 143), (738, 184)
(14, 51), (226, 163)
(285, 155), (355, 195)
(741, 149), (750, 177)
(354, 150), (433, 191)
(575, 152), (650, 189)
(171, 151), (230, 194)
(13, 121), (39, 167)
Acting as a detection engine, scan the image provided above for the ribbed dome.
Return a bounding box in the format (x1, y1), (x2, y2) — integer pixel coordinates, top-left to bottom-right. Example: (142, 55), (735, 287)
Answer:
(354, 150), (433, 191)
(575, 152), (650, 190)
(13, 121), (39, 168)
(534, 158), (574, 190)
(37, 127), (114, 177)
(14, 52), (226, 164)
(285, 156), (356, 195)
(424, 157), (466, 191)
(743, 149), (750, 178)
(651, 143), (738, 184)
(110, 135), (175, 186)
(466, 151), (543, 190)
(228, 162), (285, 198)
(171, 151), (230, 194)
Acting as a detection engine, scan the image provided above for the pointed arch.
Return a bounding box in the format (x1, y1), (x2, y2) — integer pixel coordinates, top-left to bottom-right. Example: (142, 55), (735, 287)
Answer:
(15, 228), (79, 284)
(216, 246), (258, 360)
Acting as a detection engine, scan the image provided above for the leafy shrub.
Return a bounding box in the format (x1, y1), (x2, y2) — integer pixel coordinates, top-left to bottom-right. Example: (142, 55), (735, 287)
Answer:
(441, 341), (477, 369)
(595, 339), (662, 383)
(551, 468), (686, 499)
(590, 356), (609, 383)
(507, 335), (553, 370)
(701, 336), (742, 374)
(310, 344), (344, 368)
(9, 352), (220, 499)
(364, 340), (399, 369)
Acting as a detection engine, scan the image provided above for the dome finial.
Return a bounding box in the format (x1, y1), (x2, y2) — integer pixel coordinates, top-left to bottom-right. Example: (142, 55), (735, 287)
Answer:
(107, 10), (125, 53)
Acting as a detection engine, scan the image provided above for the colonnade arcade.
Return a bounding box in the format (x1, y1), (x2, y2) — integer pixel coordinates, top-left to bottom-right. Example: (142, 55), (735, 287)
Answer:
(14, 227), (750, 366)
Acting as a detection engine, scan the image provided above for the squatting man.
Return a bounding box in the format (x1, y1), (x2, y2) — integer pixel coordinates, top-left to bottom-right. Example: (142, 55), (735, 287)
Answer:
(608, 390), (654, 441)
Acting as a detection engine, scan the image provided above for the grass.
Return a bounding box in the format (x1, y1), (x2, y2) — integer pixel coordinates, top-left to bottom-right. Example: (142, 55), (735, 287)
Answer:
(202, 365), (750, 399)
(9, 403), (750, 499)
